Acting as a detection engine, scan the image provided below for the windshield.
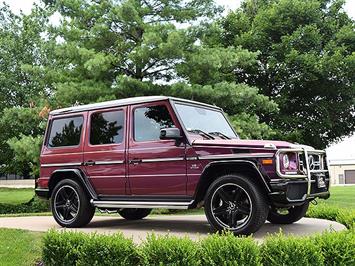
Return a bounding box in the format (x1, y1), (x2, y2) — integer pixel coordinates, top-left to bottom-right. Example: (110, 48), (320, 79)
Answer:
(174, 103), (238, 139)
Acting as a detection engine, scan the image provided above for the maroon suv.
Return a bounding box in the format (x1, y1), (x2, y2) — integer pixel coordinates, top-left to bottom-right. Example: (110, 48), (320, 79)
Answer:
(35, 96), (330, 234)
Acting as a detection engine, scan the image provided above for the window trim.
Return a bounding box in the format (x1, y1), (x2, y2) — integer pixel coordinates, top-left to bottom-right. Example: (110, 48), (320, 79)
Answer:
(46, 115), (84, 149)
(88, 109), (125, 147)
(132, 104), (177, 143)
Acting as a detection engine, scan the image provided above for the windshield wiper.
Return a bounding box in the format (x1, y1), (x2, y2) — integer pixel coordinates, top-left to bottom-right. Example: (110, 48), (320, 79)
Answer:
(188, 129), (215, 140)
(208, 131), (231, 140)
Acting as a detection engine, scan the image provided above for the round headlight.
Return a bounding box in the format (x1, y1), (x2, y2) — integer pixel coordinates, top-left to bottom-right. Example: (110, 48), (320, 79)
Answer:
(283, 154), (290, 169)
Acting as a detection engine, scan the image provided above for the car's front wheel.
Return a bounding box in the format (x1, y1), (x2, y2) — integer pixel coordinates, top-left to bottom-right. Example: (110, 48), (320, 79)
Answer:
(119, 208), (152, 220)
(267, 201), (309, 224)
(51, 179), (95, 228)
(204, 174), (269, 235)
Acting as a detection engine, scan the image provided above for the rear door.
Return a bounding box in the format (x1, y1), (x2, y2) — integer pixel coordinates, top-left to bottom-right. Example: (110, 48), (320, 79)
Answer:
(83, 107), (127, 195)
(127, 101), (187, 196)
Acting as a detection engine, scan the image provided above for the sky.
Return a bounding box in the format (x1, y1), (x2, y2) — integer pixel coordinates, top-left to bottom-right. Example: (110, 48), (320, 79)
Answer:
(2, 0), (355, 159)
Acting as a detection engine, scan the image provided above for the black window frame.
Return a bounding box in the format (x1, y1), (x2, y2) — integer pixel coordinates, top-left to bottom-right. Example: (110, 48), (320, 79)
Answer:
(46, 115), (84, 149)
(89, 109), (125, 146)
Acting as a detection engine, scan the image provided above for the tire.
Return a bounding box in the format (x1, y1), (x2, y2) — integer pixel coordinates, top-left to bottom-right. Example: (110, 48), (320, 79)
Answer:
(204, 174), (269, 235)
(267, 201), (309, 224)
(51, 179), (95, 228)
(119, 208), (152, 220)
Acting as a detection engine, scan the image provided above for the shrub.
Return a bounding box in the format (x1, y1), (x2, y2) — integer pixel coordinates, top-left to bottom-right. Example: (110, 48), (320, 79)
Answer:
(313, 229), (355, 266)
(200, 232), (261, 266)
(42, 230), (86, 266)
(0, 196), (50, 214)
(77, 233), (139, 266)
(140, 234), (200, 266)
(261, 233), (324, 266)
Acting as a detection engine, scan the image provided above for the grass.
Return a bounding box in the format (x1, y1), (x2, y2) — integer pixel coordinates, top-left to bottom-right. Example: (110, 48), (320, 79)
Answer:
(0, 188), (34, 205)
(0, 228), (43, 266)
(317, 185), (355, 209)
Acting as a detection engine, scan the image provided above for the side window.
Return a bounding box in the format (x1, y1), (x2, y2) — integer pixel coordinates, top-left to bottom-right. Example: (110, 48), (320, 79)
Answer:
(134, 105), (175, 142)
(90, 110), (124, 145)
(48, 116), (83, 148)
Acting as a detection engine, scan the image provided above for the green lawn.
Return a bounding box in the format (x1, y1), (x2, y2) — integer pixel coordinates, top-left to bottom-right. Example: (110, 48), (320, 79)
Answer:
(0, 188), (34, 205)
(0, 228), (43, 266)
(318, 185), (355, 209)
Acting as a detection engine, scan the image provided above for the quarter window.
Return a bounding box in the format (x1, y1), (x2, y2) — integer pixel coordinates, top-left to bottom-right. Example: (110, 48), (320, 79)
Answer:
(134, 105), (175, 141)
(48, 116), (83, 148)
(90, 110), (124, 145)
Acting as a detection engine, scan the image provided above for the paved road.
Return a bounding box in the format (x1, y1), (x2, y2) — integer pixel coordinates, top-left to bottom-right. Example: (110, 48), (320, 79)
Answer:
(0, 215), (345, 243)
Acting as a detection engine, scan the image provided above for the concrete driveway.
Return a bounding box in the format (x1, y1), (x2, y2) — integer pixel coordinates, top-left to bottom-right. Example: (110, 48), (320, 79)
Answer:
(0, 215), (346, 243)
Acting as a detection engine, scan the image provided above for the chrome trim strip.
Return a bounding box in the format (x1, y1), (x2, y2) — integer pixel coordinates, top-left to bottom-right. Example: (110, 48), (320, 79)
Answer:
(198, 153), (274, 160)
(91, 200), (193, 210)
(35, 188), (49, 192)
(94, 160), (124, 165)
(186, 156), (199, 161)
(141, 157), (185, 163)
(41, 162), (82, 168)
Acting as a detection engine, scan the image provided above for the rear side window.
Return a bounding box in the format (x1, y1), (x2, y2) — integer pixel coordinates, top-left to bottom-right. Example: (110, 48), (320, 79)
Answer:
(48, 116), (83, 148)
(134, 105), (175, 142)
(90, 110), (124, 145)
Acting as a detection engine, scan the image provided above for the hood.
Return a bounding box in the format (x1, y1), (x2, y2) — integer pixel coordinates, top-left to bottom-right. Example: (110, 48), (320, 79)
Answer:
(192, 139), (295, 149)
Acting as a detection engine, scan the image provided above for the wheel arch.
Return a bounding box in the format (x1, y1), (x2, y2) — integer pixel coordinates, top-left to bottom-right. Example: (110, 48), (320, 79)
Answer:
(48, 169), (97, 200)
(192, 160), (271, 208)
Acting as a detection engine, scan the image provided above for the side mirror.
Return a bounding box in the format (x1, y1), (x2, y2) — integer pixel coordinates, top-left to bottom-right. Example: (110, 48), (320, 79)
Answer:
(160, 128), (183, 140)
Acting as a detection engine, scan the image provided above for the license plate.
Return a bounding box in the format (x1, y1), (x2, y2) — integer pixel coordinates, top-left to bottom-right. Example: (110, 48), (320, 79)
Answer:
(317, 176), (326, 188)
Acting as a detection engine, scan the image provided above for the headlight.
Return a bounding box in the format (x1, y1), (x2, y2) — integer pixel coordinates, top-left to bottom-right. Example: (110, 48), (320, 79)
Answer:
(280, 152), (298, 172)
(283, 154), (290, 169)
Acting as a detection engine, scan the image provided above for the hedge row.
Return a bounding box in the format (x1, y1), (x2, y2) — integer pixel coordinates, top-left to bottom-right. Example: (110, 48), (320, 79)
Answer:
(306, 203), (355, 229)
(43, 229), (355, 266)
(0, 196), (50, 214)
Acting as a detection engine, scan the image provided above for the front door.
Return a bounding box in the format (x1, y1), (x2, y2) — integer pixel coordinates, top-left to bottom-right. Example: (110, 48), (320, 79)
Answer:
(127, 101), (187, 196)
(83, 107), (127, 196)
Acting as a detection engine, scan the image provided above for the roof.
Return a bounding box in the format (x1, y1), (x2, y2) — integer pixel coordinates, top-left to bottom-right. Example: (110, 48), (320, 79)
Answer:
(50, 96), (221, 116)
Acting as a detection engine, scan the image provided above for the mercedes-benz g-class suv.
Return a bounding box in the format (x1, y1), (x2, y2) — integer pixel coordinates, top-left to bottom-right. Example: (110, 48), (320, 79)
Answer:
(35, 96), (330, 235)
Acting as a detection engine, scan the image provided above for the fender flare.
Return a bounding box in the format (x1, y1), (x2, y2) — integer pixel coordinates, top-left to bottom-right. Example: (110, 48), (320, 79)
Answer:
(49, 168), (98, 200)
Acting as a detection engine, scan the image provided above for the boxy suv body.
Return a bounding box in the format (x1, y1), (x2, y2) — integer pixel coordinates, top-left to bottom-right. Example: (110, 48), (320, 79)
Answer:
(35, 96), (330, 234)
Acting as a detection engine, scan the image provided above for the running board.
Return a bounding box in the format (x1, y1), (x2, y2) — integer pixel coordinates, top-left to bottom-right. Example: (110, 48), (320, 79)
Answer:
(90, 199), (193, 209)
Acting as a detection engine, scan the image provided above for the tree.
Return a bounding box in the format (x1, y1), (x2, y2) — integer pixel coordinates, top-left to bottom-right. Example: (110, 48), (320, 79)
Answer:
(215, 0), (355, 148)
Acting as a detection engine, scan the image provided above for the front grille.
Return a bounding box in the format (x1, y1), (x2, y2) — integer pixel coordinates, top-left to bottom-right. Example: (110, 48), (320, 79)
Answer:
(308, 154), (322, 170)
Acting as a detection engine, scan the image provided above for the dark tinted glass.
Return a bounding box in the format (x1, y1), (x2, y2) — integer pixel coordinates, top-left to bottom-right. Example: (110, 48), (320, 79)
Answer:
(90, 110), (124, 145)
(134, 105), (175, 141)
(48, 116), (83, 148)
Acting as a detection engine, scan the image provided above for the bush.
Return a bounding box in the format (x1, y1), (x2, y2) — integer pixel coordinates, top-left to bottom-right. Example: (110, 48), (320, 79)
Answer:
(313, 229), (355, 266)
(140, 234), (199, 266)
(306, 204), (355, 229)
(78, 233), (139, 266)
(260, 233), (324, 266)
(200, 232), (261, 266)
(42, 230), (86, 266)
(0, 196), (49, 214)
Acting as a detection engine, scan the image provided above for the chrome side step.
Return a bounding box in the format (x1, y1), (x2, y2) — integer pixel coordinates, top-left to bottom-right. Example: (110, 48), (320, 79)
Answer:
(90, 200), (193, 209)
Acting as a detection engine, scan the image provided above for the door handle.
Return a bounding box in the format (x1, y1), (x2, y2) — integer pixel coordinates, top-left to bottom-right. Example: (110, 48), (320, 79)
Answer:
(129, 159), (142, 165)
(83, 160), (95, 166)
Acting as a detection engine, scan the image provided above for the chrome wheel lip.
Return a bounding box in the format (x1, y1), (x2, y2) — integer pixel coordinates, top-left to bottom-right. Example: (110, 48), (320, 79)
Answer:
(210, 183), (253, 230)
(53, 185), (80, 224)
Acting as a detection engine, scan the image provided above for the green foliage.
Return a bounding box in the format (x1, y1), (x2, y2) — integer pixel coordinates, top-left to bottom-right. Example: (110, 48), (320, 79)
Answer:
(216, 0), (355, 148)
(200, 232), (261, 266)
(42, 230), (86, 266)
(313, 230), (355, 266)
(260, 233), (324, 266)
(0, 196), (50, 215)
(306, 203), (355, 229)
(140, 234), (200, 266)
(78, 233), (139, 266)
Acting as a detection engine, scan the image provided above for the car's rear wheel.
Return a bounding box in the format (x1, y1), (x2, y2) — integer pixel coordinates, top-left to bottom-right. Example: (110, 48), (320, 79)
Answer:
(119, 208), (152, 220)
(51, 179), (95, 228)
(267, 201), (309, 224)
(204, 174), (269, 235)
